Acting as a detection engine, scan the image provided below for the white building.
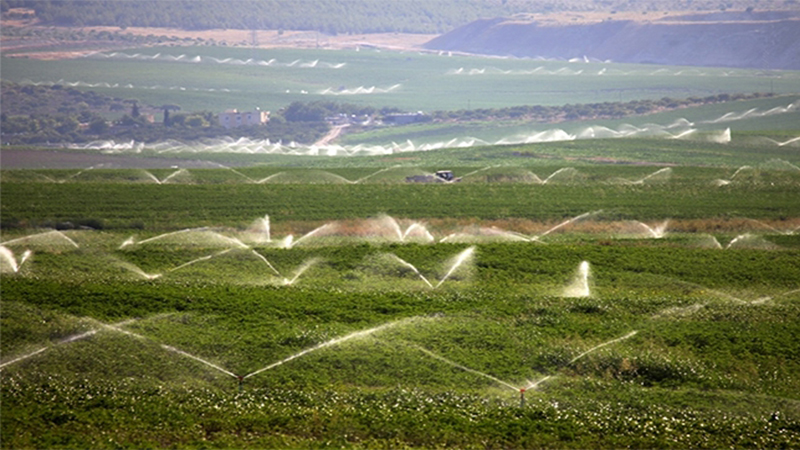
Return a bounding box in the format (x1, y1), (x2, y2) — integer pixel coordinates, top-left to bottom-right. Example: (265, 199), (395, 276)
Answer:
(219, 109), (270, 129)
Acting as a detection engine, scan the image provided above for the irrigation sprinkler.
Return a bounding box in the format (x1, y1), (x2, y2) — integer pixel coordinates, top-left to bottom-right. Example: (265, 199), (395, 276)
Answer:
(237, 375), (245, 391)
(519, 388), (526, 408)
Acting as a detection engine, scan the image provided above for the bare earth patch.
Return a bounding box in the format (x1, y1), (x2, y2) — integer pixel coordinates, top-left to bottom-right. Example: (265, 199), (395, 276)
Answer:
(71, 26), (436, 51)
(1, 19), (436, 60)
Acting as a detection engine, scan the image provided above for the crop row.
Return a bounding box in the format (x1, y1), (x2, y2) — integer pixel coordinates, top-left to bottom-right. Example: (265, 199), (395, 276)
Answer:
(3, 372), (800, 449)
(3, 181), (800, 230)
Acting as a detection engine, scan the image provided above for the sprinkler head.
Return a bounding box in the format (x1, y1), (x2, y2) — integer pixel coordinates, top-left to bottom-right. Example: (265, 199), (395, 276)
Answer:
(520, 388), (526, 393)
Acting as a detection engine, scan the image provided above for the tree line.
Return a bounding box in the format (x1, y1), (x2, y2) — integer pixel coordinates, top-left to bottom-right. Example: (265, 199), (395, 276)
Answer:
(3, 0), (511, 34)
(0, 83), (328, 144)
(428, 93), (775, 123)
(0, 82), (776, 146)
(0, 84), (396, 145)
(1, 24), (203, 46)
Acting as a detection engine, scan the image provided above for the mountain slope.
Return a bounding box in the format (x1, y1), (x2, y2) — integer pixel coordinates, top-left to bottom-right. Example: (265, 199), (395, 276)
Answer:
(426, 12), (800, 70)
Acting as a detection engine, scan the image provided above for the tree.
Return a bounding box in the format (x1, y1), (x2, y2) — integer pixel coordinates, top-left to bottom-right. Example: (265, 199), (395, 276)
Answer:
(88, 118), (108, 134)
(124, 99), (140, 118)
(56, 116), (79, 134)
(284, 101), (326, 122)
(185, 115), (209, 128)
(161, 104), (181, 127)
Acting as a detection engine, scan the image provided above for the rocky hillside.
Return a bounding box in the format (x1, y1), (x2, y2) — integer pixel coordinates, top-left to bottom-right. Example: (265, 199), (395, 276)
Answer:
(425, 11), (800, 70)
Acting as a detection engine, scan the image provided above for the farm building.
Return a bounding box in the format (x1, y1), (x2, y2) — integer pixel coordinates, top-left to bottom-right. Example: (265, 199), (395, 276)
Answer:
(219, 109), (270, 128)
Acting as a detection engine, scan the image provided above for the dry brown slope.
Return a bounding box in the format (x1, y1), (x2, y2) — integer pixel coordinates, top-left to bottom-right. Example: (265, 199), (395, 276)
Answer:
(426, 12), (800, 70)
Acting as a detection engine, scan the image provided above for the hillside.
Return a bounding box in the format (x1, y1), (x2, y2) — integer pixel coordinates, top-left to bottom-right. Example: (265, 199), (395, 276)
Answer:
(425, 11), (800, 70)
(4, 0), (800, 35)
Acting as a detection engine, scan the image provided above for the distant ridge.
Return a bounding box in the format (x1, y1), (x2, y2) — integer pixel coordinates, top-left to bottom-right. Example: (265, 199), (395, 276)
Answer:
(425, 11), (800, 70)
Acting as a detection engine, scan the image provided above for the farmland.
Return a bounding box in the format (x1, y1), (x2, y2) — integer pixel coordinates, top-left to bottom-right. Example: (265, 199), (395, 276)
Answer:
(2, 31), (800, 449)
(2, 232), (800, 447)
(2, 42), (799, 154)
(2, 168), (800, 228)
(2, 159), (800, 447)
(3, 46), (799, 115)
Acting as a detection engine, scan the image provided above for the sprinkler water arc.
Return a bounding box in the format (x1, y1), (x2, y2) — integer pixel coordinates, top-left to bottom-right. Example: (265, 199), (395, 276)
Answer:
(243, 317), (426, 380)
(434, 246), (475, 288)
(388, 254), (434, 289)
(522, 331), (638, 393)
(0, 318), (142, 371)
(534, 210), (601, 240)
(1, 230), (80, 249)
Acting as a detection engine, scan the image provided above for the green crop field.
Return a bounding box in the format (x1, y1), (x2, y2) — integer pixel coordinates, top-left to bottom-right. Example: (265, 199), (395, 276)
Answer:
(338, 95), (800, 148)
(2, 218), (800, 447)
(2, 155), (800, 447)
(3, 39), (800, 448)
(3, 45), (799, 156)
(2, 164), (800, 229)
(3, 46), (799, 115)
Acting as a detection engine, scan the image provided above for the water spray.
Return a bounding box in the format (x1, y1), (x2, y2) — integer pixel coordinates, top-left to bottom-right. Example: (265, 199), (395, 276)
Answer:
(262, 215), (271, 242)
(568, 331), (638, 365)
(388, 254), (434, 289)
(168, 249), (233, 273)
(408, 343), (519, 392)
(134, 227), (209, 246)
(119, 236), (136, 249)
(562, 261), (592, 297)
(435, 246), (475, 288)
(243, 317), (425, 380)
(0, 318), (141, 371)
(535, 210), (601, 240)
(542, 167), (579, 184)
(0, 246), (33, 274)
(282, 258), (320, 286)
(287, 223), (333, 248)
(1, 230), (80, 249)
(352, 165), (402, 184)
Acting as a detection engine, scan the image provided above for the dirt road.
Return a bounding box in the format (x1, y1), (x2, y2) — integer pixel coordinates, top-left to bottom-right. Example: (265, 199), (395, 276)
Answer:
(314, 124), (349, 147)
